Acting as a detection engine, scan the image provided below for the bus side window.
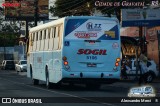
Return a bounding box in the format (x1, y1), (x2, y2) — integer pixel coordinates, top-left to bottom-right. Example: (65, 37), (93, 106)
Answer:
(50, 28), (53, 38)
(28, 33), (32, 52)
(40, 31), (42, 40)
(58, 25), (62, 49)
(53, 27), (58, 50)
(33, 32), (37, 51)
(33, 33), (35, 41)
(36, 32), (38, 41)
(40, 30), (44, 51)
(53, 27), (56, 38)
(46, 29), (49, 50)
(44, 29), (49, 51)
(48, 28), (53, 50)
(48, 28), (51, 39)
(37, 31), (41, 51)
(30, 33), (33, 51)
(44, 30), (46, 39)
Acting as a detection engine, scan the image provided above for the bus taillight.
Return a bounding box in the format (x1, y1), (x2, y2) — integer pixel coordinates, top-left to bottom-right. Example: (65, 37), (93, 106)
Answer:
(115, 58), (120, 67)
(63, 56), (70, 70)
(64, 61), (68, 65)
(115, 62), (119, 66)
(63, 56), (67, 61)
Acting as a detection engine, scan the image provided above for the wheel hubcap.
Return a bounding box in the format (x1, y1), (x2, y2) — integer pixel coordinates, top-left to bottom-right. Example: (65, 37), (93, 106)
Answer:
(147, 75), (152, 82)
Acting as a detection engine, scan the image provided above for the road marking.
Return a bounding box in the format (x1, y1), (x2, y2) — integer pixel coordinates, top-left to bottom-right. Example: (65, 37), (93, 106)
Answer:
(0, 77), (117, 106)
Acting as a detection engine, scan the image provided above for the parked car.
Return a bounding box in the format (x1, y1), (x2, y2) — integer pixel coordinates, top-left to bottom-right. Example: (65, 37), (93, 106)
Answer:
(1, 60), (15, 70)
(123, 59), (159, 83)
(15, 60), (27, 72)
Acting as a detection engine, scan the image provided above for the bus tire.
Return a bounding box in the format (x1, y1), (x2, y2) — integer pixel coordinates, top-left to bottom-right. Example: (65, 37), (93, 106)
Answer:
(45, 66), (52, 89)
(30, 65), (39, 85)
(33, 79), (39, 85)
(30, 65), (33, 78)
(145, 72), (155, 83)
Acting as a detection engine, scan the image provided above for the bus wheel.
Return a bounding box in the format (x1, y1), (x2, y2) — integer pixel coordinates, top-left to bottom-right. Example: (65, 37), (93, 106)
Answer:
(33, 79), (39, 85)
(30, 66), (39, 85)
(146, 72), (154, 83)
(86, 83), (101, 90)
(45, 67), (52, 89)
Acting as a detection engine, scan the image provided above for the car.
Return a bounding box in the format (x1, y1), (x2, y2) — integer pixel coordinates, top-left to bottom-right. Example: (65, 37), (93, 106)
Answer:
(123, 59), (159, 83)
(1, 60), (15, 70)
(15, 60), (27, 72)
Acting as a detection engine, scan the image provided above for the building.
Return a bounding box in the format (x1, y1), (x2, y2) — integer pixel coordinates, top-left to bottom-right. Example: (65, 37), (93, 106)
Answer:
(121, 26), (160, 69)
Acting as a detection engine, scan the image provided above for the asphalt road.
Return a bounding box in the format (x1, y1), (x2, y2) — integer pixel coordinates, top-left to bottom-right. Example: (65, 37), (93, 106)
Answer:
(0, 70), (160, 106)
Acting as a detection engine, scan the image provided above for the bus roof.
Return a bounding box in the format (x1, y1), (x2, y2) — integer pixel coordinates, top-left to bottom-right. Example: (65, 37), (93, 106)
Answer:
(30, 16), (119, 32)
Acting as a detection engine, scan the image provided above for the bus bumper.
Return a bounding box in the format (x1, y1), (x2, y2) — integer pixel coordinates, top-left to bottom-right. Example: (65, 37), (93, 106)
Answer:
(62, 70), (120, 84)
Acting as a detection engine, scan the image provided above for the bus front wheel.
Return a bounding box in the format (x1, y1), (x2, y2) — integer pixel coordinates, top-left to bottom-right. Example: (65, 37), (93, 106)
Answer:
(45, 66), (52, 89)
(32, 79), (39, 85)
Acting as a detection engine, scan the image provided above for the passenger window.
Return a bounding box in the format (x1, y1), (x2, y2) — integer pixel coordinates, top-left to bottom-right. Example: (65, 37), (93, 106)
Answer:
(40, 31), (42, 40)
(36, 32), (38, 41)
(54, 27), (56, 38)
(44, 30), (46, 39)
(57, 26), (60, 37)
(46, 29), (50, 39)
(42, 30), (44, 39)
(33, 33), (35, 41)
(50, 28), (53, 38)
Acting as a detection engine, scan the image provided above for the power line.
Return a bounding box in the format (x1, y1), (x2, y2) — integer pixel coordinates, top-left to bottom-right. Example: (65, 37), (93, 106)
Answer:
(51, 0), (86, 16)
(99, 0), (122, 14)
(60, 0), (85, 11)
(50, 0), (80, 7)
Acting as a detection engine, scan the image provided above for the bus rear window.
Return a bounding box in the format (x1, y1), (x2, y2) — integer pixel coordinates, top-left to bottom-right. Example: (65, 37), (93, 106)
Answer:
(65, 19), (119, 40)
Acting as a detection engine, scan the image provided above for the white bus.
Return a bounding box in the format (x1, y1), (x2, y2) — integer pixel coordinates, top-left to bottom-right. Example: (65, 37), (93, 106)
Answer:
(27, 16), (121, 89)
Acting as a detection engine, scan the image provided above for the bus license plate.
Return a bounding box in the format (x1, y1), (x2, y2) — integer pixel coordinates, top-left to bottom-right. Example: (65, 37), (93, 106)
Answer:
(87, 63), (97, 67)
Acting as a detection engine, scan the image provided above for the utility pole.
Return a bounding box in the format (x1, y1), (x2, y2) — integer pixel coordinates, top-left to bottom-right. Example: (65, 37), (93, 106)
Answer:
(34, 0), (38, 26)
(139, 26), (143, 52)
(25, 20), (28, 39)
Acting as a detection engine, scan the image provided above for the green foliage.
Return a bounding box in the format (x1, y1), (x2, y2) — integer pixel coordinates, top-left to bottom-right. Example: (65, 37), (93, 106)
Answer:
(0, 7), (20, 47)
(50, 0), (93, 17)
(0, 24), (20, 46)
(50, 0), (159, 17)
(0, 32), (19, 47)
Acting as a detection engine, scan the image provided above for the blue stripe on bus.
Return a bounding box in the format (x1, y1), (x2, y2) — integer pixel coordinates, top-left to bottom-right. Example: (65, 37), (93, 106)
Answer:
(65, 19), (88, 36)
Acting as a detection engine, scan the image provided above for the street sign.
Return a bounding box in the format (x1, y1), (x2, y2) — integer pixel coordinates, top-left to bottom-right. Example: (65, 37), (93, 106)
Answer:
(122, 9), (160, 27)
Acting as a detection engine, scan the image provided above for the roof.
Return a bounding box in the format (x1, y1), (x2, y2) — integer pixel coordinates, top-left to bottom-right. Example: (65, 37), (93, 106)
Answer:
(30, 16), (119, 32)
(121, 36), (139, 46)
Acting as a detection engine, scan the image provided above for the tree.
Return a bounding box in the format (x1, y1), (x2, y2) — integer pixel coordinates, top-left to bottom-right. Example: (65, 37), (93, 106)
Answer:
(0, 8), (20, 46)
(0, 22), (20, 46)
(50, 0), (157, 19)
(50, 0), (94, 17)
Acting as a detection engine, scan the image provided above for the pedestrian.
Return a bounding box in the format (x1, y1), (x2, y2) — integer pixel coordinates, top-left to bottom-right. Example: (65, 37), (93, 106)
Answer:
(138, 60), (148, 85)
(121, 61), (130, 79)
(139, 51), (148, 64)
